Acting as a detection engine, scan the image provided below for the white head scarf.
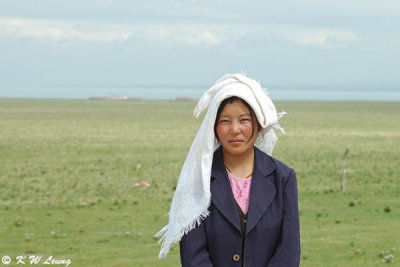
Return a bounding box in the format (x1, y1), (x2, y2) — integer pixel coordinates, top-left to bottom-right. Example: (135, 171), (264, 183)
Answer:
(155, 73), (286, 258)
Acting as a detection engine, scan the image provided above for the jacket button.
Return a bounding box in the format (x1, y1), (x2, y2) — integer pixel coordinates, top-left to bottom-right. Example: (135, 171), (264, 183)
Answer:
(232, 254), (240, 262)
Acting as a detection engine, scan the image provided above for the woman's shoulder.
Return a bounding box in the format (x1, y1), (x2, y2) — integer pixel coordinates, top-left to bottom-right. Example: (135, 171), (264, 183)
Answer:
(254, 146), (295, 180)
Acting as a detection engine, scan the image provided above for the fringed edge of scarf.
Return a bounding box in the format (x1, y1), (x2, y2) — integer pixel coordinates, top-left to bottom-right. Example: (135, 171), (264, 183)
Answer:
(272, 110), (287, 134)
(155, 200), (211, 259)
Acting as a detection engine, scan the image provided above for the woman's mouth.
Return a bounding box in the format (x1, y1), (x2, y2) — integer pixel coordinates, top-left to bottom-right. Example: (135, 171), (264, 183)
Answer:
(228, 140), (243, 146)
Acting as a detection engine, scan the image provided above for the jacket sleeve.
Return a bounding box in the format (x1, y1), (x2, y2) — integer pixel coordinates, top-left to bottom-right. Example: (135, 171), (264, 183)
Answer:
(179, 221), (214, 267)
(267, 169), (301, 267)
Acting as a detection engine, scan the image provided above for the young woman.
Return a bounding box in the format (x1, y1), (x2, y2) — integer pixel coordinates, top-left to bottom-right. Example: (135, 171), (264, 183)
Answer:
(156, 74), (300, 267)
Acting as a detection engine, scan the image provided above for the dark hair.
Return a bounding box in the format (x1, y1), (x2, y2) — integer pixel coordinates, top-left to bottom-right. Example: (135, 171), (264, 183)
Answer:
(214, 96), (261, 142)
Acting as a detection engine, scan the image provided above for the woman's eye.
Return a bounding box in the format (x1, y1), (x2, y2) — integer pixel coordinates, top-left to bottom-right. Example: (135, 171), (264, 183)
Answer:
(219, 120), (229, 123)
(241, 119), (251, 122)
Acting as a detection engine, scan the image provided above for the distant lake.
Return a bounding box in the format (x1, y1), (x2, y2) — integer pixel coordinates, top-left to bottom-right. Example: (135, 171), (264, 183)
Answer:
(1, 84), (399, 101)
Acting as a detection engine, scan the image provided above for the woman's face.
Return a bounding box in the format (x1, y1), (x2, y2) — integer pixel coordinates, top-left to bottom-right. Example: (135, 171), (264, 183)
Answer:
(216, 99), (259, 157)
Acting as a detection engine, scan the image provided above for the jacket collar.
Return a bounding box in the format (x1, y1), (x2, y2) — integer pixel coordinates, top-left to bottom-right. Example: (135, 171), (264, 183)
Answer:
(210, 146), (276, 235)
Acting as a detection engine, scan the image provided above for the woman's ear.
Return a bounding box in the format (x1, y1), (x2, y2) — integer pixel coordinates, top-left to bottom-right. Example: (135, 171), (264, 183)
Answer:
(257, 122), (262, 132)
(252, 112), (262, 133)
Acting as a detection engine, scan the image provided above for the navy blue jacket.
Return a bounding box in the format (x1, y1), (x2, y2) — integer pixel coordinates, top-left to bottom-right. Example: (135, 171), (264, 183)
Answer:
(180, 146), (300, 267)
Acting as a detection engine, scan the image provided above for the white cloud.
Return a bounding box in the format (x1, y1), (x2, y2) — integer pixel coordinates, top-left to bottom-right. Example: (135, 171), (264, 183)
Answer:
(0, 17), (131, 43)
(0, 16), (359, 51)
(176, 31), (221, 47)
(0, 17), (230, 50)
(280, 27), (358, 49)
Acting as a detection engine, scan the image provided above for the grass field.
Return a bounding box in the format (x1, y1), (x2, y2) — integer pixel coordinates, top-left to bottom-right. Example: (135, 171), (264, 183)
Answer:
(0, 99), (399, 266)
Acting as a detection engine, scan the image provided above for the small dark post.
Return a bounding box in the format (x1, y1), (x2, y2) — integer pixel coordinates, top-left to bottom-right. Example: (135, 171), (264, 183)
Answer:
(341, 147), (350, 192)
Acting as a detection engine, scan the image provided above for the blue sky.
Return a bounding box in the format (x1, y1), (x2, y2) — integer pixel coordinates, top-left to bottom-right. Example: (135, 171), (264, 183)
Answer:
(0, 0), (399, 89)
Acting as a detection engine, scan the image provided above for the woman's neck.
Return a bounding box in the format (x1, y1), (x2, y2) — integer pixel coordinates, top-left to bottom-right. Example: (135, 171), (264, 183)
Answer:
(222, 146), (255, 178)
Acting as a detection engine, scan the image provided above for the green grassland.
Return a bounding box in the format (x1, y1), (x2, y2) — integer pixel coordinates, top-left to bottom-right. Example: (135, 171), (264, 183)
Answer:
(0, 99), (399, 266)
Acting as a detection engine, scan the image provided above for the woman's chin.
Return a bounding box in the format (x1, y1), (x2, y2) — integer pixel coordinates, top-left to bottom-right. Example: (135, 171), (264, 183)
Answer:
(222, 146), (253, 156)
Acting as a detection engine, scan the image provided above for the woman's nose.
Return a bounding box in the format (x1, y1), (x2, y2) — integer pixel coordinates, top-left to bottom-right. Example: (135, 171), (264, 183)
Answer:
(231, 121), (241, 133)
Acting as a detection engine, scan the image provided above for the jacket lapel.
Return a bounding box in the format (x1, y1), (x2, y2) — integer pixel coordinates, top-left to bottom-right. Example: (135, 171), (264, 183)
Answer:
(210, 147), (242, 234)
(245, 147), (276, 235)
(210, 146), (277, 235)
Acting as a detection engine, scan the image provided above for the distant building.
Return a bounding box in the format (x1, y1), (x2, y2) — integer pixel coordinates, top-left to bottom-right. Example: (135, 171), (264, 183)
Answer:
(110, 95), (128, 101)
(89, 96), (108, 100)
(89, 95), (146, 101)
(176, 97), (195, 102)
(127, 97), (144, 101)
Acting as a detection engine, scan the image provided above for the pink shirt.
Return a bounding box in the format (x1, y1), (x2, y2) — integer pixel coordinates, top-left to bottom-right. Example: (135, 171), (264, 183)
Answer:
(227, 169), (252, 214)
